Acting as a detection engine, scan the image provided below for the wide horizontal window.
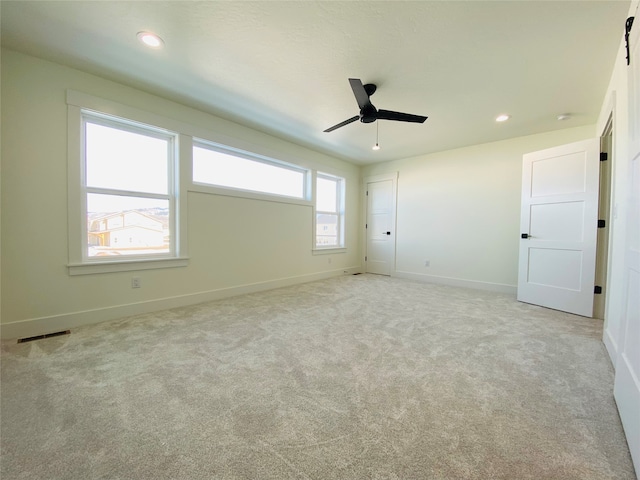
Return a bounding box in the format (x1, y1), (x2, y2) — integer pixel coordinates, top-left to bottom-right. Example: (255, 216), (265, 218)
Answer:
(193, 141), (308, 199)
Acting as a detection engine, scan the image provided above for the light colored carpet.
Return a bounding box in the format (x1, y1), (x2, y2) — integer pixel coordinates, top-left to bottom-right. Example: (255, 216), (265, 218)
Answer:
(1, 274), (636, 479)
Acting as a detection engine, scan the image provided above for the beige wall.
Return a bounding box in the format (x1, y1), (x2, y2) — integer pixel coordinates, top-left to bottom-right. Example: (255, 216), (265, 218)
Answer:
(0, 49), (361, 338)
(362, 125), (595, 292)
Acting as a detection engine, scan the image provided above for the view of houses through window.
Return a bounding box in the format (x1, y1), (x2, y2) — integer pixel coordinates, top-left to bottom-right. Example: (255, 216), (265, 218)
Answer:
(87, 194), (170, 257)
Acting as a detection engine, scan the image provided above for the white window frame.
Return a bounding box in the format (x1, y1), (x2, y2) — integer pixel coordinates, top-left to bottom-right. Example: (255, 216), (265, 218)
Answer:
(67, 91), (189, 275)
(313, 172), (346, 253)
(191, 139), (312, 205)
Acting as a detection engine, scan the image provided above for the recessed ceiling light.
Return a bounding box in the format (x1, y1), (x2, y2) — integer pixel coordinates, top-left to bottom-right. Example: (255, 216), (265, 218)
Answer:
(495, 114), (511, 122)
(137, 31), (164, 49)
(557, 114), (572, 121)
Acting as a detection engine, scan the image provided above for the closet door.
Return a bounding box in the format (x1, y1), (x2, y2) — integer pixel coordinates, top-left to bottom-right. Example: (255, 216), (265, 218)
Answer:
(613, 10), (640, 472)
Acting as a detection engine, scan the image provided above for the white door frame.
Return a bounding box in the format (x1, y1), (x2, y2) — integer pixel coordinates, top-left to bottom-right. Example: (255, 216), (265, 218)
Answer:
(362, 172), (398, 275)
(594, 117), (613, 320)
(597, 95), (621, 363)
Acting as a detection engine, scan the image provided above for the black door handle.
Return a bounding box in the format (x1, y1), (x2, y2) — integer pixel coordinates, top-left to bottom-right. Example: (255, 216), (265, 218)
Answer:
(521, 233), (530, 239)
(384, 231), (391, 235)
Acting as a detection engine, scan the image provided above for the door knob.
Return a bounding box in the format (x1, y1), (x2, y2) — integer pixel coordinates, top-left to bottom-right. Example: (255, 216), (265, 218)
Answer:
(384, 231), (391, 235)
(521, 233), (530, 239)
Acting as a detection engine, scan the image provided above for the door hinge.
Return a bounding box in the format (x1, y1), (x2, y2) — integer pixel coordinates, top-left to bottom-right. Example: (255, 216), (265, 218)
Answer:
(365, 256), (367, 262)
(600, 152), (608, 161)
(366, 191), (369, 196)
(598, 219), (606, 228)
(626, 16), (635, 66)
(365, 223), (368, 229)
(594, 286), (603, 294)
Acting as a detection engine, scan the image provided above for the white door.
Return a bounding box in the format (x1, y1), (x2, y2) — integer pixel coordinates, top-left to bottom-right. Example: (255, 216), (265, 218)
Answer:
(366, 178), (395, 275)
(614, 9), (640, 471)
(517, 138), (600, 317)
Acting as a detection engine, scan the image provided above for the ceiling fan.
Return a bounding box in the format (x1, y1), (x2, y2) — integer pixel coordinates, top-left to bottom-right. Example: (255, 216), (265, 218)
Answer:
(324, 78), (428, 133)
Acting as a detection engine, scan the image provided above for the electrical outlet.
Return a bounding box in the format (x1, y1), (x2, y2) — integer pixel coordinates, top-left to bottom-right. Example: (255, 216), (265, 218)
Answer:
(131, 277), (142, 288)
(424, 260), (430, 267)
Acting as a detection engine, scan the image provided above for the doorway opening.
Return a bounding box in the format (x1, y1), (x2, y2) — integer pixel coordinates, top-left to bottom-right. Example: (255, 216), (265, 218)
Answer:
(594, 115), (613, 319)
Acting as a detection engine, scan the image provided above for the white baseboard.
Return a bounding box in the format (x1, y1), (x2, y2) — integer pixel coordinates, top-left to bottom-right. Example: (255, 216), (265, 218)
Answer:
(602, 327), (618, 368)
(1, 268), (359, 341)
(342, 266), (363, 275)
(393, 270), (517, 295)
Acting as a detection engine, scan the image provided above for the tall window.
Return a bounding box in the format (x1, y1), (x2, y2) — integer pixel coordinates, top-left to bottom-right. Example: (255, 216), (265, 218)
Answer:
(193, 140), (308, 200)
(81, 112), (177, 260)
(315, 173), (345, 248)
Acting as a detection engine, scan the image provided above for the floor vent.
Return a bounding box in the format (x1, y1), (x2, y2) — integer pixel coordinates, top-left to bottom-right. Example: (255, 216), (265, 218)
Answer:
(18, 330), (70, 344)
(352, 273), (362, 275)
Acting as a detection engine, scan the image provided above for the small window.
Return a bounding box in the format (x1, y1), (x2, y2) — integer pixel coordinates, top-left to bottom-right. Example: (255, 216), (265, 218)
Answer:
(315, 173), (345, 248)
(82, 112), (177, 260)
(193, 141), (308, 199)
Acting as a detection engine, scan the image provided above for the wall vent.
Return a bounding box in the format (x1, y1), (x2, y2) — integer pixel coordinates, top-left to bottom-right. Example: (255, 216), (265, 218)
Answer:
(17, 330), (70, 344)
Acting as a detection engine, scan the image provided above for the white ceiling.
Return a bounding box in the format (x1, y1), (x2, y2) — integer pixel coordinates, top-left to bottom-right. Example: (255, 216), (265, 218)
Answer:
(1, 1), (631, 165)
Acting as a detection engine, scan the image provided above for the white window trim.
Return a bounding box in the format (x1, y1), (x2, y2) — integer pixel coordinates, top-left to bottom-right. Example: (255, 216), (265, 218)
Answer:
(191, 139), (312, 206)
(312, 247), (347, 256)
(66, 91), (189, 275)
(313, 171), (346, 252)
(81, 112), (177, 260)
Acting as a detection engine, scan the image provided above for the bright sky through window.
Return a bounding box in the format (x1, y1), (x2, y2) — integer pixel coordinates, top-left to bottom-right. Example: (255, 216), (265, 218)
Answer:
(193, 145), (305, 199)
(316, 177), (338, 212)
(87, 194), (168, 214)
(85, 122), (168, 197)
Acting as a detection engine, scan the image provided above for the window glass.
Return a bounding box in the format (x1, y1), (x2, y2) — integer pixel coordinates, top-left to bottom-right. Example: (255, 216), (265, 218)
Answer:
(316, 177), (338, 212)
(87, 194), (170, 257)
(193, 144), (305, 199)
(85, 122), (168, 194)
(316, 213), (338, 246)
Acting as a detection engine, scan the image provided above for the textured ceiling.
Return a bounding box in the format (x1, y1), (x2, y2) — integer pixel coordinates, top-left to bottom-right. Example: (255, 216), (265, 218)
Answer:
(0, 1), (631, 165)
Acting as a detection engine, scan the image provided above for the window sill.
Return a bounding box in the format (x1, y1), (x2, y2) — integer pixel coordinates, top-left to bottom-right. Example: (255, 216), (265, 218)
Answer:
(189, 183), (313, 207)
(312, 248), (346, 255)
(68, 257), (189, 276)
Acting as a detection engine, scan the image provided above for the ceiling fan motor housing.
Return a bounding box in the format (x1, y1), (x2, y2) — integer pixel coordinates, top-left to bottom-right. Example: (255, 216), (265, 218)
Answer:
(363, 83), (377, 96)
(360, 104), (378, 123)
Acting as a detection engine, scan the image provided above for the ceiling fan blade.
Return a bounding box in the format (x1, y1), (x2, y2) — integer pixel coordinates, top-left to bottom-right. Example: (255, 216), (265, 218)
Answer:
(377, 109), (428, 123)
(349, 78), (371, 109)
(324, 115), (359, 133)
